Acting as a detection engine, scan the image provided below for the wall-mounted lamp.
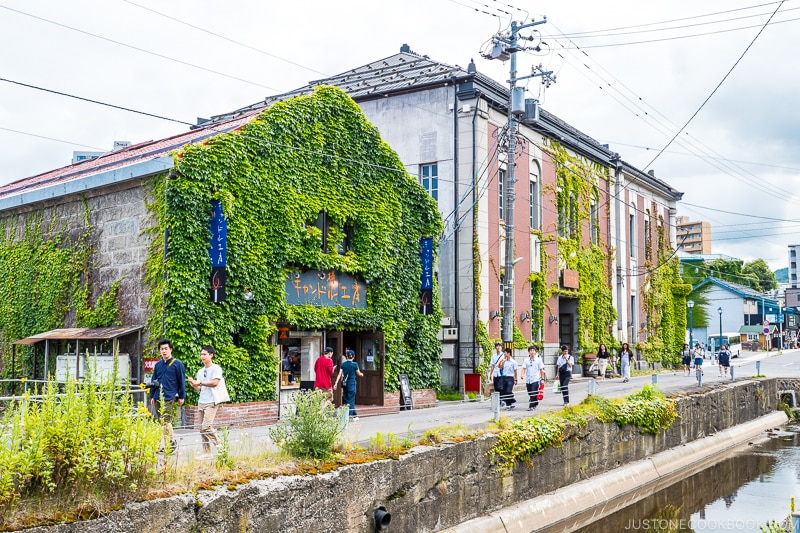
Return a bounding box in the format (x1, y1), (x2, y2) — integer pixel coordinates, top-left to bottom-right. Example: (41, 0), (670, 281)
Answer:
(244, 287), (255, 301)
(520, 312), (531, 322)
(490, 310), (500, 321)
(549, 314), (558, 324)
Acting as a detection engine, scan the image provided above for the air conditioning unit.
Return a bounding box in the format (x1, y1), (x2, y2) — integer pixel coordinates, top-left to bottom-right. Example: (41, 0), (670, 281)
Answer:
(440, 316), (453, 327)
(442, 327), (458, 341)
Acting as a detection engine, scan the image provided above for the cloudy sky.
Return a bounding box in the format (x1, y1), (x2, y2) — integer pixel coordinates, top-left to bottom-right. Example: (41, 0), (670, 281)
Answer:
(1, 0), (798, 270)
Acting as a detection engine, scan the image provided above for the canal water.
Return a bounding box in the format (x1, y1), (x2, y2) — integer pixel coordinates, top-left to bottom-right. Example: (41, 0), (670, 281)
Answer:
(544, 424), (800, 532)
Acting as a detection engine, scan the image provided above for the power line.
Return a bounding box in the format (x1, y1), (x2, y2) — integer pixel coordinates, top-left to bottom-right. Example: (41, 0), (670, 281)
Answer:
(0, 3), (281, 92)
(0, 126), (106, 151)
(119, 0), (329, 78)
(641, 0), (788, 171)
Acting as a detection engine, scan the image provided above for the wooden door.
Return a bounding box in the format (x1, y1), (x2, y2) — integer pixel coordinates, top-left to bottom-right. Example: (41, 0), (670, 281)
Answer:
(356, 333), (385, 405)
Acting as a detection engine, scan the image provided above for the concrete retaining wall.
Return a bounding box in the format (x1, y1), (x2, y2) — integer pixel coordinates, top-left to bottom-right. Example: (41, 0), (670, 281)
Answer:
(20, 379), (793, 533)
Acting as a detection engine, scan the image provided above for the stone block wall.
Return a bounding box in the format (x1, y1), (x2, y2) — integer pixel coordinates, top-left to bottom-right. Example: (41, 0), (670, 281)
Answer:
(0, 180), (154, 329)
(20, 379), (787, 533)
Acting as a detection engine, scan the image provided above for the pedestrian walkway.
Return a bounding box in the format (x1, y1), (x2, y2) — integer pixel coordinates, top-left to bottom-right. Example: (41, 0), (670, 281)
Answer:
(171, 348), (800, 464)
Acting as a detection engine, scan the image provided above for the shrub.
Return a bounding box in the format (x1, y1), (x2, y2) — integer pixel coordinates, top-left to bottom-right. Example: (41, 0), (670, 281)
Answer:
(0, 366), (161, 520)
(269, 389), (346, 459)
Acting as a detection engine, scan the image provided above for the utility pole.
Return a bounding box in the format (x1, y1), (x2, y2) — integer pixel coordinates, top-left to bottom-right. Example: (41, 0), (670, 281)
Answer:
(484, 19), (555, 351)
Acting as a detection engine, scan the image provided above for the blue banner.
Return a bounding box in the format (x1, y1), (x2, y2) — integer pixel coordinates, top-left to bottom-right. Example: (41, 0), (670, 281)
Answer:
(420, 237), (433, 290)
(209, 200), (227, 267)
(285, 270), (366, 308)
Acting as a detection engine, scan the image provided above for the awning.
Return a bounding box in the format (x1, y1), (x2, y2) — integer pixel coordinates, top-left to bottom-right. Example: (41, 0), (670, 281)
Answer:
(13, 326), (143, 345)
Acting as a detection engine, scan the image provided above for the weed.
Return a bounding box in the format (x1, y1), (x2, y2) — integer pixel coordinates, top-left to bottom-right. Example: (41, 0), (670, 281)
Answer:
(269, 389), (346, 460)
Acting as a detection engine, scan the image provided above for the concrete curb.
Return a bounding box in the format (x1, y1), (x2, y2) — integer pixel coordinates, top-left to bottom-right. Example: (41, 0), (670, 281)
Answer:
(442, 410), (789, 533)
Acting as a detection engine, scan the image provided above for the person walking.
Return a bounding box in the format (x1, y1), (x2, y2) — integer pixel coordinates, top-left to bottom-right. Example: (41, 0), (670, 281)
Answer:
(521, 345), (545, 410)
(314, 347), (335, 402)
(149, 339), (186, 454)
(681, 343), (692, 376)
(556, 346), (573, 406)
(488, 342), (503, 397)
(718, 344), (732, 378)
(596, 343), (611, 382)
(497, 348), (518, 410)
(619, 342), (636, 383)
(693, 345), (704, 377)
(187, 345), (223, 459)
(335, 349), (364, 420)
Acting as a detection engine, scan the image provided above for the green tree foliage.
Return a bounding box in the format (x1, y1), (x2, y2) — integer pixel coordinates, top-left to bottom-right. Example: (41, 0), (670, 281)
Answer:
(145, 86), (443, 399)
(743, 259), (778, 293)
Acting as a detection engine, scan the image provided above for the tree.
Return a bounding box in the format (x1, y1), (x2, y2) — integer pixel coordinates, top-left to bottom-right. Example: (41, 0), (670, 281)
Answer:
(742, 259), (778, 293)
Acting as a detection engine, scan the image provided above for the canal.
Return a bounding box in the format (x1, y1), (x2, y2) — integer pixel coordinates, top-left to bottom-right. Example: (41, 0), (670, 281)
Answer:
(545, 424), (800, 532)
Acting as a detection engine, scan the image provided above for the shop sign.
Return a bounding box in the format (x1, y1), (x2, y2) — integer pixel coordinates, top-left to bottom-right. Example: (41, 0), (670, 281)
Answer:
(561, 269), (579, 289)
(420, 237), (433, 290)
(209, 200), (227, 303)
(285, 270), (366, 308)
(143, 358), (160, 372)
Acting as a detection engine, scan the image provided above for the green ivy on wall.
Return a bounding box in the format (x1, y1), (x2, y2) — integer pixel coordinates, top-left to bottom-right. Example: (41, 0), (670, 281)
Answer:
(0, 203), (121, 380)
(637, 219), (692, 363)
(145, 86), (443, 401)
(542, 142), (617, 355)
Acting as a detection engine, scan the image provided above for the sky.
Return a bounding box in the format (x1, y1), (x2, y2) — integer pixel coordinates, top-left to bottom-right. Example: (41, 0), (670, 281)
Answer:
(1, 0), (799, 271)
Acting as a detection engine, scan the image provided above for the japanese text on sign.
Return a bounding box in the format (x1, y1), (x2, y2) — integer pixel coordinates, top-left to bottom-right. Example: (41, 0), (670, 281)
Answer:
(209, 200), (227, 267)
(285, 270), (366, 308)
(420, 237), (433, 290)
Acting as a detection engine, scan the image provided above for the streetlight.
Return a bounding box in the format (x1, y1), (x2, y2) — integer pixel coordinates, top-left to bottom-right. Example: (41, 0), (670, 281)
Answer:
(687, 300), (695, 349)
(717, 306), (723, 361)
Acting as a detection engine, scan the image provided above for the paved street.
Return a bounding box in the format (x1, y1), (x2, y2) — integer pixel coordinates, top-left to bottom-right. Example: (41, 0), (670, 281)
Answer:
(172, 347), (800, 463)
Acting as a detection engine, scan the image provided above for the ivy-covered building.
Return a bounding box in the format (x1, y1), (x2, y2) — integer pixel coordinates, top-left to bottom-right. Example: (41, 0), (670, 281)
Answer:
(0, 87), (442, 405)
(0, 46), (689, 396)
(205, 46), (686, 379)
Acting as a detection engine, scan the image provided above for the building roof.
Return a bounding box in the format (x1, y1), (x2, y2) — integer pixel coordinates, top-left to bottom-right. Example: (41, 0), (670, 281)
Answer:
(0, 112), (259, 206)
(207, 48), (682, 201)
(738, 325), (776, 334)
(13, 326), (143, 345)
(0, 46), (683, 208)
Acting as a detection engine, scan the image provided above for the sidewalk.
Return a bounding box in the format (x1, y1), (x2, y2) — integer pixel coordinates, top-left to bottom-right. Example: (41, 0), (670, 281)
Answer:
(172, 348), (800, 464)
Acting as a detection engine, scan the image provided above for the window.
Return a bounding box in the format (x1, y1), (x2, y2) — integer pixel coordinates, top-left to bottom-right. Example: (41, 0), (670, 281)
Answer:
(529, 166), (540, 230)
(312, 211), (352, 255)
(629, 211), (635, 257)
(590, 201), (598, 244)
(420, 163), (438, 202)
(644, 218), (651, 260)
(498, 168), (506, 220)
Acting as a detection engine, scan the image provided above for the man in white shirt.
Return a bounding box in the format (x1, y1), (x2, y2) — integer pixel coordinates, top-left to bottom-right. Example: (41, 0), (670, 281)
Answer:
(187, 345), (224, 458)
(521, 345), (545, 411)
(497, 348), (518, 410)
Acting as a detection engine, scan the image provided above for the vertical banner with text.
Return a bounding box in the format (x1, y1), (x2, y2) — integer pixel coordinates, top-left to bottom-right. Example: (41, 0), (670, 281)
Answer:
(420, 237), (433, 315)
(209, 200), (227, 303)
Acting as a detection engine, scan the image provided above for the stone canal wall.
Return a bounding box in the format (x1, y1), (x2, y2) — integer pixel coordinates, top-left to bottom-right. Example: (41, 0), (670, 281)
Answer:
(22, 379), (793, 533)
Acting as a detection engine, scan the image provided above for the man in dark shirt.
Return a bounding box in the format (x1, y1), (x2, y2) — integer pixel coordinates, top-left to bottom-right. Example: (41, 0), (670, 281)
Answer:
(149, 339), (186, 452)
(314, 347), (335, 402)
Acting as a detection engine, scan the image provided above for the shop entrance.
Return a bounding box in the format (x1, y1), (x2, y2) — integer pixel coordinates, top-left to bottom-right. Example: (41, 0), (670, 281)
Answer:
(279, 329), (385, 406)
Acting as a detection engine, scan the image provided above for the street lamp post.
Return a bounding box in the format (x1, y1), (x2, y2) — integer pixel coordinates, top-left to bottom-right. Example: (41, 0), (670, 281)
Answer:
(687, 300), (695, 349)
(717, 306), (723, 361)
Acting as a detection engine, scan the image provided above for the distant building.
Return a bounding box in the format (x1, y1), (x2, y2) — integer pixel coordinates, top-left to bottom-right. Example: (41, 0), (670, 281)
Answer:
(789, 244), (800, 287)
(676, 216), (712, 254)
(71, 141), (130, 164)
